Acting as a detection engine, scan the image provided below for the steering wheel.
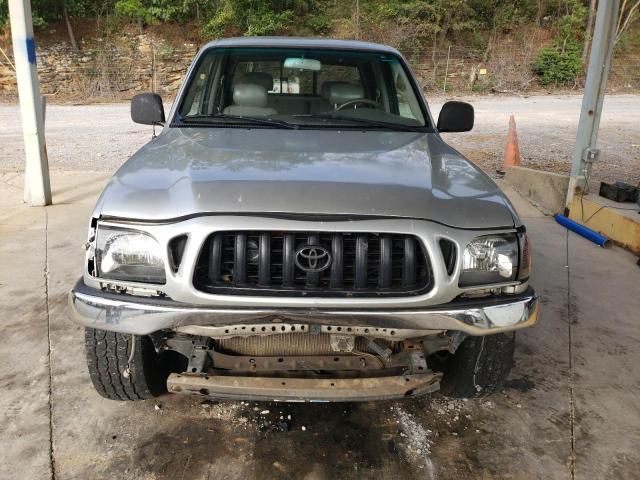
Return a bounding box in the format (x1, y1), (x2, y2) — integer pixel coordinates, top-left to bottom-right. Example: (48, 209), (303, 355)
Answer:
(336, 98), (384, 111)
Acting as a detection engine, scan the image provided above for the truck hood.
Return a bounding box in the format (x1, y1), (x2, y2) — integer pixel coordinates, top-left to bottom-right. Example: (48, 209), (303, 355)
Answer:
(94, 128), (518, 228)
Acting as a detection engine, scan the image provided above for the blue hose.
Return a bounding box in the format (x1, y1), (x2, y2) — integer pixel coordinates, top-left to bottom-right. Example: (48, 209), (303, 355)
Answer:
(554, 214), (610, 247)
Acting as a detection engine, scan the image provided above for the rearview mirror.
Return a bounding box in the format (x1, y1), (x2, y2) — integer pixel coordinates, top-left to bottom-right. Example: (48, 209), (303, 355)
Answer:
(131, 93), (165, 125)
(284, 57), (321, 71)
(437, 101), (474, 132)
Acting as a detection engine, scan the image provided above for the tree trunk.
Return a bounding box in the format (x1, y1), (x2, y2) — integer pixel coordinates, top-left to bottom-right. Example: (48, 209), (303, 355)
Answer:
(536, 0), (544, 26)
(581, 0), (597, 65)
(63, 5), (80, 51)
(354, 0), (360, 40)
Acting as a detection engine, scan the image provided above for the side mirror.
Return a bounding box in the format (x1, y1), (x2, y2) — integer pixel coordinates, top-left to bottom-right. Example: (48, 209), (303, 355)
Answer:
(437, 101), (474, 132)
(131, 93), (165, 125)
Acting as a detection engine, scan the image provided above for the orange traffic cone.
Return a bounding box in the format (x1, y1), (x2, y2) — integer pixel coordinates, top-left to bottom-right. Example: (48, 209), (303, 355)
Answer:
(497, 115), (521, 175)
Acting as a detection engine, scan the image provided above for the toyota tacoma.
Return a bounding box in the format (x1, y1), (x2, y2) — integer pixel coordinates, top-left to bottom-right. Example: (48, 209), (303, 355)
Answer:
(69, 37), (537, 402)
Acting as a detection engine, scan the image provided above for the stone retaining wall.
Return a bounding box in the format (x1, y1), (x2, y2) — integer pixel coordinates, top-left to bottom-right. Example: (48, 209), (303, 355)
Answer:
(0, 34), (198, 100)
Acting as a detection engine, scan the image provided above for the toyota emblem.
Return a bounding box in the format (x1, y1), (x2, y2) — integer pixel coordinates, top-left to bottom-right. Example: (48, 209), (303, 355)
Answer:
(295, 245), (332, 273)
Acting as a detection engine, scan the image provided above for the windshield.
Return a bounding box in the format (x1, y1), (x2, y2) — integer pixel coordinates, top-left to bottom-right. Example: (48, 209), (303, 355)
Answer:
(176, 47), (427, 130)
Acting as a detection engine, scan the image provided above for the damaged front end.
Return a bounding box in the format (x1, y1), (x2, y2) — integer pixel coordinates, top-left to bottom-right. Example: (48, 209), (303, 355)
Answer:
(158, 325), (452, 402)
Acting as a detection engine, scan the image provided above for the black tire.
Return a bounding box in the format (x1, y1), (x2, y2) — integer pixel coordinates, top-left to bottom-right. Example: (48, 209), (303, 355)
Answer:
(85, 327), (167, 401)
(436, 332), (515, 398)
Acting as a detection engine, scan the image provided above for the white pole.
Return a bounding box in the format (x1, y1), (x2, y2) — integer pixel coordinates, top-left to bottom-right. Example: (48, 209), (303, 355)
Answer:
(9, 0), (51, 206)
(565, 0), (619, 210)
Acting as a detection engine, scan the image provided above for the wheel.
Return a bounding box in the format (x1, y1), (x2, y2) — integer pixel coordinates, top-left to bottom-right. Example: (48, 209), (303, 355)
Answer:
(433, 332), (515, 398)
(84, 327), (168, 401)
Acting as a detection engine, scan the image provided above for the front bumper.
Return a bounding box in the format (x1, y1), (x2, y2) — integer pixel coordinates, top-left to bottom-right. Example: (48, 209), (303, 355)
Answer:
(167, 372), (443, 402)
(68, 279), (539, 336)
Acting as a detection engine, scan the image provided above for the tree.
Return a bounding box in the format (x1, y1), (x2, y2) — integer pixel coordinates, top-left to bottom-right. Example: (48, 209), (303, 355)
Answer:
(63, 4), (80, 51)
(581, 0), (596, 64)
(615, 0), (640, 44)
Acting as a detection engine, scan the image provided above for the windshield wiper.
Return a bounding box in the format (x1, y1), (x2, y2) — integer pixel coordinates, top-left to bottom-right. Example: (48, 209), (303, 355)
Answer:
(292, 113), (423, 132)
(180, 114), (298, 129)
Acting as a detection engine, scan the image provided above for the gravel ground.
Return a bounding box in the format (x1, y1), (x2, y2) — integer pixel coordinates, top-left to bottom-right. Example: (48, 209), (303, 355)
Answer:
(1, 94), (639, 186)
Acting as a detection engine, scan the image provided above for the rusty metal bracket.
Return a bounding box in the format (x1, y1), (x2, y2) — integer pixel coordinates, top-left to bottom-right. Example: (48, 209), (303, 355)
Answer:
(367, 339), (392, 360)
(448, 331), (467, 353)
(211, 351), (378, 372)
(186, 337), (213, 374)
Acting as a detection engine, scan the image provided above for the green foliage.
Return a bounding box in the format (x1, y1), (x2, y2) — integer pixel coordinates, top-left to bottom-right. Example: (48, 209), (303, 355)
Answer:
(201, 7), (236, 38)
(305, 14), (332, 35)
(556, 0), (587, 48)
(491, 2), (532, 32)
(114, 0), (192, 25)
(245, 10), (294, 36)
(358, 0), (479, 50)
(469, 0), (538, 32)
(533, 45), (582, 85)
(201, 0), (325, 39)
(532, 0), (587, 86)
(367, 0), (478, 35)
(0, 0), (592, 43)
(115, 0), (150, 22)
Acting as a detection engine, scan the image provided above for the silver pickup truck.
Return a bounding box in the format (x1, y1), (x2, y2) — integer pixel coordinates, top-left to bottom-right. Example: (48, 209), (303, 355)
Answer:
(69, 37), (537, 402)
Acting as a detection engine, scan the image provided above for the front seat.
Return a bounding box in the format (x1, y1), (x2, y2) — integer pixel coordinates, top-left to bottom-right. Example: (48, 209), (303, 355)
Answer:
(328, 83), (365, 110)
(309, 81), (350, 113)
(321, 81), (349, 99)
(243, 72), (274, 92)
(223, 84), (278, 117)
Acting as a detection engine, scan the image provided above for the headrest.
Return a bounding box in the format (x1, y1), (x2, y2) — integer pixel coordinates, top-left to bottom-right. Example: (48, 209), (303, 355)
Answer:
(321, 81), (349, 98)
(233, 84), (268, 108)
(243, 72), (274, 92)
(328, 83), (365, 106)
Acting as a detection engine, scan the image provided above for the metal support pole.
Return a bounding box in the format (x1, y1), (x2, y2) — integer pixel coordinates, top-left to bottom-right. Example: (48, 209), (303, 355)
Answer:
(565, 0), (619, 210)
(9, 0), (51, 206)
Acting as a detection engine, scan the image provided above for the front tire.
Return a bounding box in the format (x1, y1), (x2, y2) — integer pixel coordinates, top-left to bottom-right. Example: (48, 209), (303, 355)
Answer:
(85, 328), (167, 401)
(436, 332), (515, 398)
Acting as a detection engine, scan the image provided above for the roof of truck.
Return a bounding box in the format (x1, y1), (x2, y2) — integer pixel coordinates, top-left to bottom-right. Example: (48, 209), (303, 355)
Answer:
(202, 37), (401, 55)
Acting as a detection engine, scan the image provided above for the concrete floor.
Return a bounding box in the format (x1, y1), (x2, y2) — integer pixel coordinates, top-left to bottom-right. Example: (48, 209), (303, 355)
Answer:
(0, 171), (639, 480)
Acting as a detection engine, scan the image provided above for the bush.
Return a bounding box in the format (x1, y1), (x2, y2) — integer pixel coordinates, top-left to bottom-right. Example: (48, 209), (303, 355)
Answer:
(306, 14), (332, 35)
(532, 0), (586, 86)
(201, 7), (235, 39)
(245, 10), (294, 36)
(533, 46), (582, 86)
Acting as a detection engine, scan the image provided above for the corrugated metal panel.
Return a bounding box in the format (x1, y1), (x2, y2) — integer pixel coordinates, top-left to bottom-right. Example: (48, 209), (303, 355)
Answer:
(217, 333), (394, 356)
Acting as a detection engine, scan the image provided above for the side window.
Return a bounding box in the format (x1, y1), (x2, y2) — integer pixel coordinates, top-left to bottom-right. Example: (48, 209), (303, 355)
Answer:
(394, 71), (412, 118)
(389, 59), (420, 120)
(180, 55), (215, 116)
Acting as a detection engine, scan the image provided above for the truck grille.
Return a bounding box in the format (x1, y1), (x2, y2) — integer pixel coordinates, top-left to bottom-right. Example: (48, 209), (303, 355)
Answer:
(193, 231), (433, 297)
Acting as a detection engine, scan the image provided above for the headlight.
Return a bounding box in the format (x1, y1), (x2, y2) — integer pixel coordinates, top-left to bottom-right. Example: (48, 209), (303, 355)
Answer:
(459, 234), (519, 287)
(95, 225), (166, 284)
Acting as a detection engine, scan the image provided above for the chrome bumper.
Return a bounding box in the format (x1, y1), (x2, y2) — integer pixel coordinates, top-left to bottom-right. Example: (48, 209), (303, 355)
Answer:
(68, 280), (539, 336)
